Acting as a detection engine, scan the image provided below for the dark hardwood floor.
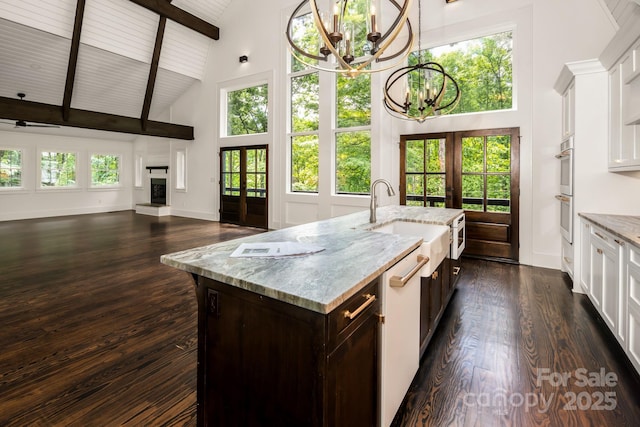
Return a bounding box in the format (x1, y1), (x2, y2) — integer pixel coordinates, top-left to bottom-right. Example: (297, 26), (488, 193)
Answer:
(1, 212), (638, 426)
(393, 259), (640, 426)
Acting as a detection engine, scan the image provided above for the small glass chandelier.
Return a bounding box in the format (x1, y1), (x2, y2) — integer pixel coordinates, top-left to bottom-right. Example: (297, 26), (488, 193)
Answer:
(383, 0), (460, 122)
(286, 0), (414, 77)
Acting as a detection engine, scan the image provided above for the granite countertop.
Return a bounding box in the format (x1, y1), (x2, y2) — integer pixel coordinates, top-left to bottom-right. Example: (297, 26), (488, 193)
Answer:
(161, 205), (464, 314)
(579, 213), (640, 249)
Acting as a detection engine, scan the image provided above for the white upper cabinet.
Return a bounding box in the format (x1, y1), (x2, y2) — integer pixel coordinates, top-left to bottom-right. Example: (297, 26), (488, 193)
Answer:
(601, 6), (640, 171)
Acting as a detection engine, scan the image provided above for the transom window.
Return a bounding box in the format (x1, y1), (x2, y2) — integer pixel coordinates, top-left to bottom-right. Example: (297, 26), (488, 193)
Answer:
(410, 30), (513, 115)
(225, 83), (269, 136)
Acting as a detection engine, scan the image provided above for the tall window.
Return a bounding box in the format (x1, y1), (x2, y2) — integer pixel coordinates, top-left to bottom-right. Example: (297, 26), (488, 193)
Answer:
(335, 68), (371, 195)
(225, 83), (268, 136)
(91, 154), (120, 187)
(289, 11), (320, 193)
(287, 1), (372, 196)
(0, 149), (22, 188)
(40, 151), (77, 188)
(410, 31), (513, 115)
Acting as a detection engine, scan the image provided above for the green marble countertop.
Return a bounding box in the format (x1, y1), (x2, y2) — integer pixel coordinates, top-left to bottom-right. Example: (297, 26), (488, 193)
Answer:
(161, 206), (463, 314)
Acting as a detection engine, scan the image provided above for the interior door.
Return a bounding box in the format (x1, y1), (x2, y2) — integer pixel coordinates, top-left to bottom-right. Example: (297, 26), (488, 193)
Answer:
(400, 127), (519, 262)
(220, 145), (268, 229)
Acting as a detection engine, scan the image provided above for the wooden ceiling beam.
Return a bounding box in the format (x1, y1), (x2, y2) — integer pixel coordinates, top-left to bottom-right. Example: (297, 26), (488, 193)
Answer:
(141, 15), (167, 130)
(0, 96), (194, 140)
(62, 0), (86, 121)
(128, 0), (219, 39)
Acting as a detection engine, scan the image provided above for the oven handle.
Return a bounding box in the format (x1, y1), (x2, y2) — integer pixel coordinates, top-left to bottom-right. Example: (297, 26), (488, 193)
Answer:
(555, 194), (571, 203)
(554, 149), (571, 159)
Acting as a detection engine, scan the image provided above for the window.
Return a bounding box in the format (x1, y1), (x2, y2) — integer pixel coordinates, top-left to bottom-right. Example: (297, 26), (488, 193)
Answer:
(335, 66), (371, 195)
(91, 154), (121, 187)
(175, 148), (186, 191)
(225, 83), (268, 136)
(287, 1), (372, 196)
(0, 149), (22, 188)
(410, 31), (513, 115)
(40, 151), (77, 188)
(461, 134), (512, 212)
(404, 138), (448, 207)
(134, 153), (143, 188)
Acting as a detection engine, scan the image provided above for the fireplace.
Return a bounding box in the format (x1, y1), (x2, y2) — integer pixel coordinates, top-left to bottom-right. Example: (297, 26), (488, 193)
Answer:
(151, 178), (167, 205)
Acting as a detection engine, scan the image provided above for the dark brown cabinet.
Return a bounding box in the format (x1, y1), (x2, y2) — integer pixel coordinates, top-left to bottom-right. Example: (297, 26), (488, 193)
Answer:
(194, 275), (380, 427)
(419, 259), (459, 357)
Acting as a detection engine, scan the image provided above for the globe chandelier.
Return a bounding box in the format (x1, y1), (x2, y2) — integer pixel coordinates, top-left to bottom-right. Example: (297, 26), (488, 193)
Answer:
(286, 0), (414, 77)
(383, 0), (460, 122)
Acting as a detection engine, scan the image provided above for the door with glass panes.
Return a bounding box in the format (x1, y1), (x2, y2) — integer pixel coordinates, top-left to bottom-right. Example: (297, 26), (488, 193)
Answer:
(220, 145), (268, 229)
(400, 127), (519, 261)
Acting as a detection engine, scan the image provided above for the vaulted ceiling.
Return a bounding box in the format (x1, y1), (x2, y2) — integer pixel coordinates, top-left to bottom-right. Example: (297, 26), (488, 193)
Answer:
(0, 0), (635, 141)
(0, 0), (233, 140)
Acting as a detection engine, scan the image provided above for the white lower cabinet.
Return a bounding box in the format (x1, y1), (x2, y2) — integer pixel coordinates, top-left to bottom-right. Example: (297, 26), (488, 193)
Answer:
(627, 245), (640, 372)
(589, 226), (623, 330)
(581, 218), (638, 374)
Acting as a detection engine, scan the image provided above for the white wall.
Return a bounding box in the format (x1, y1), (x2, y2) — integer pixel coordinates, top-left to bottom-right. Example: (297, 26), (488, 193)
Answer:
(0, 130), (134, 221)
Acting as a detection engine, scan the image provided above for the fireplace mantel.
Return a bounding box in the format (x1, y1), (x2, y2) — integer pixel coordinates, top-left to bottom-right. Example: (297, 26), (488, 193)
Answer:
(146, 166), (168, 173)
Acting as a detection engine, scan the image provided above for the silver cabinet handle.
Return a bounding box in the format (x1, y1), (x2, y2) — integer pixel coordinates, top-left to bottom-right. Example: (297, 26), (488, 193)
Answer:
(555, 150), (571, 159)
(390, 254), (429, 288)
(595, 231), (607, 241)
(344, 294), (377, 320)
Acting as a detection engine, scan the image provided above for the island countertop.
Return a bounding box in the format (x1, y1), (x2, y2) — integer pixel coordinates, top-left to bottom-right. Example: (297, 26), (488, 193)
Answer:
(161, 205), (463, 314)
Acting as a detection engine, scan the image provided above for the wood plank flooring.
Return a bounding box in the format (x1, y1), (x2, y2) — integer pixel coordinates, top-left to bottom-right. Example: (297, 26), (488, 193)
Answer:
(1, 212), (639, 426)
(392, 259), (640, 426)
(0, 212), (264, 426)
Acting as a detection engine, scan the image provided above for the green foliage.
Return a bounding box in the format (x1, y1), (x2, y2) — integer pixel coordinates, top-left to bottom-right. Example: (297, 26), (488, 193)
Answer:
(337, 69), (370, 127)
(41, 152), (76, 187)
(336, 131), (370, 194)
(409, 31), (513, 115)
(227, 84), (268, 136)
(292, 72), (319, 132)
(91, 154), (120, 186)
(0, 149), (22, 187)
(292, 135), (319, 192)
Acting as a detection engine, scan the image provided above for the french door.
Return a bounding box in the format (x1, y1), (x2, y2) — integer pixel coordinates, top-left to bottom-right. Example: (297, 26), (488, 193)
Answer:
(400, 127), (520, 261)
(220, 145), (268, 229)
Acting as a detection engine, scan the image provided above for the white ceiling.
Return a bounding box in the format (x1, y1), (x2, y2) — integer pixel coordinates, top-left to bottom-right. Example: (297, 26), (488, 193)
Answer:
(0, 0), (232, 138)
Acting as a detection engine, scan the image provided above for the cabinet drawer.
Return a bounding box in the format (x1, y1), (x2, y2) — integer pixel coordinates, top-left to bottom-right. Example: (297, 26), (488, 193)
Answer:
(328, 278), (380, 348)
(590, 226), (622, 252)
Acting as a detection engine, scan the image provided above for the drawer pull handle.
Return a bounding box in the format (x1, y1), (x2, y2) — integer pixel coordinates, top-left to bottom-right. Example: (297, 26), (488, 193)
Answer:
(390, 254), (429, 288)
(344, 294), (377, 320)
(614, 239), (624, 246)
(595, 232), (607, 241)
(453, 266), (461, 275)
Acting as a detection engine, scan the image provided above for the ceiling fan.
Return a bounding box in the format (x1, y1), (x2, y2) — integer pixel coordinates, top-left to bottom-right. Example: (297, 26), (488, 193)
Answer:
(0, 93), (60, 128)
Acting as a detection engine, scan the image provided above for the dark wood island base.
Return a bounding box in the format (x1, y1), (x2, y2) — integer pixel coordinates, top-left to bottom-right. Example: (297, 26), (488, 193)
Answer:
(192, 274), (381, 427)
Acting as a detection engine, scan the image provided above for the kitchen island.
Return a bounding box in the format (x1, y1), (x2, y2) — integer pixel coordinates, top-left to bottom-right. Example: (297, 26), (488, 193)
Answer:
(161, 205), (463, 426)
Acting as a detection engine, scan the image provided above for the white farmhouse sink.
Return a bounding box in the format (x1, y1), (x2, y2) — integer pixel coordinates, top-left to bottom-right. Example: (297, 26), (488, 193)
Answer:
(370, 221), (451, 276)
